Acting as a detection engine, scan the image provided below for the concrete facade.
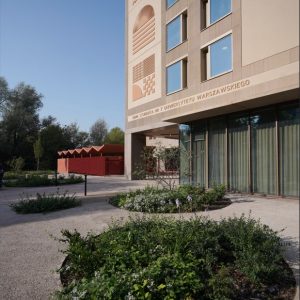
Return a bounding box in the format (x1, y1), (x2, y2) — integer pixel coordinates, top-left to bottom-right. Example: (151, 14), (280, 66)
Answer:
(125, 0), (300, 181)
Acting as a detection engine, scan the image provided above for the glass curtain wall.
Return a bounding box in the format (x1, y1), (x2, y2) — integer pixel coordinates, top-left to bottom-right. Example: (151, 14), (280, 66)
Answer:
(251, 109), (276, 194)
(179, 124), (191, 184)
(208, 118), (226, 186)
(180, 100), (299, 197)
(192, 122), (206, 187)
(279, 104), (300, 197)
(228, 116), (249, 192)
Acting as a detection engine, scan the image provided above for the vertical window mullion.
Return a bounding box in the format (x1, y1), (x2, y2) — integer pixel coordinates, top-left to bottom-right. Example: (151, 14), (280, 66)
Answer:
(275, 108), (280, 196)
(180, 60), (183, 90)
(180, 14), (183, 44)
(248, 114), (252, 194)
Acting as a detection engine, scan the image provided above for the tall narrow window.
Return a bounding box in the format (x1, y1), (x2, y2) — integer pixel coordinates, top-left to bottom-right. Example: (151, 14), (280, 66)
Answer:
(228, 116), (249, 192)
(201, 34), (232, 80)
(192, 122), (206, 187)
(179, 124), (191, 184)
(279, 104), (300, 197)
(202, 0), (231, 28)
(166, 58), (187, 94)
(208, 118), (226, 186)
(166, 12), (187, 51)
(251, 109), (276, 194)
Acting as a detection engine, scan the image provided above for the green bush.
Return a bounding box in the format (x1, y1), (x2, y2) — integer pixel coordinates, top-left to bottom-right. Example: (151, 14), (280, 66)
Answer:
(110, 184), (227, 213)
(56, 215), (294, 299)
(3, 170), (54, 180)
(10, 190), (81, 214)
(4, 174), (83, 187)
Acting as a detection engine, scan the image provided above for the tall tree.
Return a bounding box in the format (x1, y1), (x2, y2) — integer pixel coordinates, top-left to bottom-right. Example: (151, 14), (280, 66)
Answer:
(33, 134), (44, 170)
(105, 127), (124, 144)
(0, 77), (9, 115)
(89, 119), (108, 145)
(40, 123), (67, 170)
(1, 82), (43, 169)
(63, 122), (90, 149)
(41, 115), (57, 128)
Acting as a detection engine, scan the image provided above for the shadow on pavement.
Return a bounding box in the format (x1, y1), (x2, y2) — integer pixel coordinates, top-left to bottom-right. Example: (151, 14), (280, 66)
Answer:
(0, 195), (133, 228)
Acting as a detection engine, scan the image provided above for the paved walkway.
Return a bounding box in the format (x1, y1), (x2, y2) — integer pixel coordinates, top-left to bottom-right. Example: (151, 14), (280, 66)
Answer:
(0, 176), (299, 299)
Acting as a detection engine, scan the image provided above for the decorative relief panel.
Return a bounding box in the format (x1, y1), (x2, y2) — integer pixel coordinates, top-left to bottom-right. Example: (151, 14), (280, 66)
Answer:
(132, 5), (155, 55)
(127, 1), (161, 109)
(132, 54), (155, 101)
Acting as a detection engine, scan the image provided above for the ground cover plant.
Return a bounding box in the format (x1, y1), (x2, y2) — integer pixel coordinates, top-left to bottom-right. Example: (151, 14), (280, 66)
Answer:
(10, 190), (81, 214)
(56, 215), (295, 299)
(110, 184), (230, 213)
(4, 174), (83, 187)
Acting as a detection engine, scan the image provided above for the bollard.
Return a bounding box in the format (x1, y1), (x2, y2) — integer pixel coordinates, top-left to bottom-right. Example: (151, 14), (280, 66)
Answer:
(84, 175), (87, 196)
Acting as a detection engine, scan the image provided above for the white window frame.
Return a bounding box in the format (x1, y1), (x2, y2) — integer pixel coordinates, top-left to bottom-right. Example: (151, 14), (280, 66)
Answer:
(202, 33), (233, 80)
(205, 0), (232, 27)
(166, 57), (187, 95)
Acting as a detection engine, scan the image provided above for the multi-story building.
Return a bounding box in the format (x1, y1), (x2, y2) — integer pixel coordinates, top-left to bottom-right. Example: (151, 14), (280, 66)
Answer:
(125, 0), (300, 197)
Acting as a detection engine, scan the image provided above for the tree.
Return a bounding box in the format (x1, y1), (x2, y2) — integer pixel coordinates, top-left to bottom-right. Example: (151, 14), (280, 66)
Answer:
(1, 82), (43, 169)
(40, 123), (67, 170)
(89, 119), (108, 145)
(33, 134), (44, 170)
(41, 115), (57, 128)
(133, 144), (180, 190)
(0, 77), (9, 115)
(63, 122), (90, 148)
(105, 127), (124, 144)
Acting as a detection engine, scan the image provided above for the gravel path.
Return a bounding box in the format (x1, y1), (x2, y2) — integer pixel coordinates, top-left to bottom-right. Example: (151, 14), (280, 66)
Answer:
(0, 177), (299, 299)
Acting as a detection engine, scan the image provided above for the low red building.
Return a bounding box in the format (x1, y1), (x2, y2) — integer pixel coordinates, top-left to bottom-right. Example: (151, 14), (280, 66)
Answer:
(57, 144), (124, 176)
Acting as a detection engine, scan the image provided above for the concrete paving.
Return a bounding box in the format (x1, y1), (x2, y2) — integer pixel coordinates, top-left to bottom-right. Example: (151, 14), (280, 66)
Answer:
(0, 176), (299, 299)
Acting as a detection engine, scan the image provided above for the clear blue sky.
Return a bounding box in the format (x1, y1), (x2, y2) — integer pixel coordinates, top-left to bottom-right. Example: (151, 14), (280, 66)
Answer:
(0, 0), (125, 131)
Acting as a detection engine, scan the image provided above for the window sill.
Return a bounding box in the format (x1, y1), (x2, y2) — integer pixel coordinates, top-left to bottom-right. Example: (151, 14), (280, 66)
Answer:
(201, 69), (232, 83)
(201, 12), (232, 32)
(166, 86), (187, 96)
(166, 39), (187, 53)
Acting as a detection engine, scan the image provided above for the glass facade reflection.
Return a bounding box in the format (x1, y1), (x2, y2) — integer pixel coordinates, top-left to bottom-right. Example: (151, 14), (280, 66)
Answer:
(179, 101), (300, 197)
(179, 124), (191, 184)
(167, 0), (178, 9)
(210, 34), (232, 77)
(167, 61), (181, 94)
(167, 16), (181, 51)
(210, 0), (232, 24)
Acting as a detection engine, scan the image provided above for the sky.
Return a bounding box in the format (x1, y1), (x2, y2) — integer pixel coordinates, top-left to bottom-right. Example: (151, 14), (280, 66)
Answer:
(0, 0), (125, 131)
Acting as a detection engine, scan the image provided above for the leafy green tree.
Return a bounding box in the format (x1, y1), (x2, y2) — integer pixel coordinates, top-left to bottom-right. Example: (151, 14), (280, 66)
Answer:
(40, 124), (67, 170)
(41, 115), (57, 128)
(0, 77), (9, 115)
(33, 134), (44, 170)
(1, 82), (43, 169)
(63, 122), (90, 148)
(89, 119), (108, 145)
(105, 127), (124, 144)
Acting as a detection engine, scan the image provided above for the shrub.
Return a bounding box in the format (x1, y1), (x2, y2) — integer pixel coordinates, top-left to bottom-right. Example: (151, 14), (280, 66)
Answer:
(110, 184), (228, 213)
(3, 170), (54, 180)
(4, 174), (83, 187)
(56, 215), (295, 299)
(8, 157), (25, 172)
(10, 190), (81, 214)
